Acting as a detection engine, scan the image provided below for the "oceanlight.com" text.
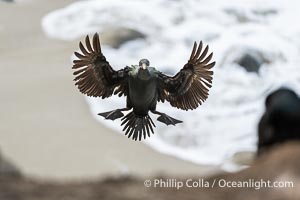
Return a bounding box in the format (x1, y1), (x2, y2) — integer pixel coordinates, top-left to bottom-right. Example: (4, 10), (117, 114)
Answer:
(143, 178), (294, 190)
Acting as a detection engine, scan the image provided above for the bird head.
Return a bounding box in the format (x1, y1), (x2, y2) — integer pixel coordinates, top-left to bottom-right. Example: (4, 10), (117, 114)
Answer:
(139, 59), (150, 70)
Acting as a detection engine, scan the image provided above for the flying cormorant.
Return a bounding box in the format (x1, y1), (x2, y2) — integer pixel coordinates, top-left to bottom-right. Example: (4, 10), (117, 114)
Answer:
(72, 33), (215, 140)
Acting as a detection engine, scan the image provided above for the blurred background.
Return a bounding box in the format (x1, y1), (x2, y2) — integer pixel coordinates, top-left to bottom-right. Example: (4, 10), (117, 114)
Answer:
(0, 0), (300, 199)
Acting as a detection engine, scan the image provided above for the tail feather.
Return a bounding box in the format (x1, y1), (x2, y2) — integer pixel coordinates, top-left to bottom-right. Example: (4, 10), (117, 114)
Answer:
(121, 111), (155, 141)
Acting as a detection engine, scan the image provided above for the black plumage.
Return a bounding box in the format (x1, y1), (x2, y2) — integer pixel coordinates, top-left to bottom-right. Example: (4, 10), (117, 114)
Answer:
(258, 88), (300, 155)
(72, 33), (215, 140)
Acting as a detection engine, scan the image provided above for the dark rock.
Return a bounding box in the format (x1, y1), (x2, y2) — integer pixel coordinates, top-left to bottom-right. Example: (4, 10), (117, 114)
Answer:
(234, 49), (269, 73)
(99, 27), (146, 48)
(236, 53), (262, 73)
(223, 48), (268, 73)
(0, 150), (21, 178)
(258, 88), (300, 155)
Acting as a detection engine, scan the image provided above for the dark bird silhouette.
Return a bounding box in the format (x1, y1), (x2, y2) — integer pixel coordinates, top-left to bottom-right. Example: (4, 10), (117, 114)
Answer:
(258, 88), (300, 155)
(72, 33), (215, 140)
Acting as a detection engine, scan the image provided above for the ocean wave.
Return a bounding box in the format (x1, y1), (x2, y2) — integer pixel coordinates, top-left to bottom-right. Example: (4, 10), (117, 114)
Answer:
(42, 0), (300, 169)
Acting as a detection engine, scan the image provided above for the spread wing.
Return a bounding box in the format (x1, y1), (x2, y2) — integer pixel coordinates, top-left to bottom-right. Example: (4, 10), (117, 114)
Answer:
(72, 33), (129, 98)
(157, 41), (215, 110)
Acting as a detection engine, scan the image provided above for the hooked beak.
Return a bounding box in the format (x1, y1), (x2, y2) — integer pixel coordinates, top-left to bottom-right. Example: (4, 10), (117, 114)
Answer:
(141, 63), (147, 69)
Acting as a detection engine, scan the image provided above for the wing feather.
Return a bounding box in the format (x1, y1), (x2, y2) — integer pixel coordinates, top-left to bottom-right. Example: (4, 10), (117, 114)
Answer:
(72, 33), (129, 98)
(158, 41), (215, 110)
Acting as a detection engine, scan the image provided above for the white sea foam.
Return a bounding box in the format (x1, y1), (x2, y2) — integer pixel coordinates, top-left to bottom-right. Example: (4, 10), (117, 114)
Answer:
(42, 0), (300, 169)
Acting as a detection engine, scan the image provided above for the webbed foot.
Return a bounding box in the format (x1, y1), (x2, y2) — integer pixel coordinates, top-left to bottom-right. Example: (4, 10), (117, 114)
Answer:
(151, 110), (183, 126)
(98, 108), (130, 120)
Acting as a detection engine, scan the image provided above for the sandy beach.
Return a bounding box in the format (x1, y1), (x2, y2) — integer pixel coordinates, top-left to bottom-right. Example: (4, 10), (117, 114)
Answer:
(0, 0), (218, 179)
